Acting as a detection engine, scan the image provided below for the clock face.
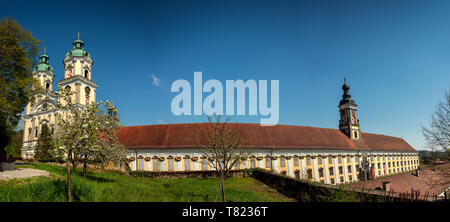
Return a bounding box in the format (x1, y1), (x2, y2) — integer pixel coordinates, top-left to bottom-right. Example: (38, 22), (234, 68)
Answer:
(66, 69), (72, 78)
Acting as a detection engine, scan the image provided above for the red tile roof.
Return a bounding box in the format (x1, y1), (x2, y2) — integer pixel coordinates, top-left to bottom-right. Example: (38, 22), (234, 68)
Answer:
(349, 164), (450, 198)
(117, 123), (417, 152)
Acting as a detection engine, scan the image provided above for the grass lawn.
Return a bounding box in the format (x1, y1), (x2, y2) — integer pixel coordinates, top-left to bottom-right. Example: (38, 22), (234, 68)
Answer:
(0, 163), (293, 202)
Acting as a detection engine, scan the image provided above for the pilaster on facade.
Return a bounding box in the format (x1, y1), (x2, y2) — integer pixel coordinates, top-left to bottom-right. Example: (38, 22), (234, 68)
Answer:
(300, 157), (307, 180)
(160, 161), (166, 171)
(145, 159), (151, 171)
(287, 157), (294, 177)
(272, 158), (279, 173)
(324, 158), (330, 184)
(351, 156), (357, 181)
(176, 161), (182, 171)
(131, 160), (136, 171)
(374, 156), (378, 176)
(402, 155), (405, 172)
(193, 161), (199, 171)
(312, 157), (319, 182)
(343, 156), (348, 183)
(333, 157), (339, 184)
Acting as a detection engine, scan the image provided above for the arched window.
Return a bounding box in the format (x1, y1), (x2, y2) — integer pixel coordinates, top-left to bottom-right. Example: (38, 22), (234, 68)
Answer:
(137, 156), (144, 171)
(35, 128), (38, 138)
(168, 157), (174, 171)
(294, 170), (300, 179)
(46, 82), (50, 90)
(265, 157), (272, 168)
(201, 158), (208, 170)
(184, 156), (191, 171)
(84, 70), (89, 79)
(85, 87), (91, 105)
(152, 157), (160, 171)
(64, 86), (72, 103)
(250, 156), (256, 168)
(85, 87), (91, 95)
(354, 131), (358, 138)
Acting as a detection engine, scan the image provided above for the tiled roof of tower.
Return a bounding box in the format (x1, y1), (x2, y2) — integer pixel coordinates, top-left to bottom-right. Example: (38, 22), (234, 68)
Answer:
(117, 123), (416, 152)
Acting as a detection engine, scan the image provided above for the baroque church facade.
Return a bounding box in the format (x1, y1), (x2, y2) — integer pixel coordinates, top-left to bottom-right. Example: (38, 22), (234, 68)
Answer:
(21, 35), (97, 159)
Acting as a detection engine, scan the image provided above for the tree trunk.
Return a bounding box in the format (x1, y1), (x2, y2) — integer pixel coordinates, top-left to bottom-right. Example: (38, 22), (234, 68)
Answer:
(220, 177), (226, 202)
(83, 161), (87, 179)
(66, 160), (72, 202)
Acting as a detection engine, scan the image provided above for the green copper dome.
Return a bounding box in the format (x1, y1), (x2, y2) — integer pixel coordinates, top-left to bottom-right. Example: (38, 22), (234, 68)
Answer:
(65, 38), (91, 58)
(35, 52), (53, 72)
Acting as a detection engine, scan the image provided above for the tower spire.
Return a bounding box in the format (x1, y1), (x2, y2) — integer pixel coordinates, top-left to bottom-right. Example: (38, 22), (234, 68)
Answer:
(78, 32), (80, 40)
(338, 77), (360, 139)
(43, 46), (46, 54)
(340, 77), (354, 106)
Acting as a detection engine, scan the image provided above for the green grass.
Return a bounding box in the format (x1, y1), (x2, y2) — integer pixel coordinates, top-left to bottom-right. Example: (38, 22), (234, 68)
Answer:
(0, 163), (293, 202)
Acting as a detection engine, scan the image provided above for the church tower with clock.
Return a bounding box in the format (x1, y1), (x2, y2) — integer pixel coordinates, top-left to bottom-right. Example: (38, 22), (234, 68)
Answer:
(57, 33), (97, 106)
(338, 78), (361, 139)
(21, 34), (98, 159)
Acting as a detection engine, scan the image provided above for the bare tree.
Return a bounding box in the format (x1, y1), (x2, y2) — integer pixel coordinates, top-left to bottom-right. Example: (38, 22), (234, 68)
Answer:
(196, 116), (251, 202)
(422, 89), (450, 169)
(420, 163), (450, 198)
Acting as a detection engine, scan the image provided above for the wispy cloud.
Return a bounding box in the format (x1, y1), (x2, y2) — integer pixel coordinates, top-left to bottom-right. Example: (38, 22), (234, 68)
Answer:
(151, 74), (160, 86)
(158, 119), (166, 124)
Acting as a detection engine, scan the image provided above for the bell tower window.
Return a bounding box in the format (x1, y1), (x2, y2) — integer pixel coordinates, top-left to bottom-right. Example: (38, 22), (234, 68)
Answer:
(84, 70), (89, 79)
(46, 82), (50, 90)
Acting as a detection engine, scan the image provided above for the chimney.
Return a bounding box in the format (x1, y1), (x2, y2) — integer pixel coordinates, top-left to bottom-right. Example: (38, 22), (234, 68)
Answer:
(382, 181), (391, 192)
(415, 169), (420, 177)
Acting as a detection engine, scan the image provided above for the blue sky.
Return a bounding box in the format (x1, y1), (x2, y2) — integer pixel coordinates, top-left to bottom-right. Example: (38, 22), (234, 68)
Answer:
(3, 0), (450, 150)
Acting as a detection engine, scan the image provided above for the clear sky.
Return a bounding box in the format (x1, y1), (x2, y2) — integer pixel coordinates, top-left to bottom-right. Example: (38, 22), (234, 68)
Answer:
(3, 0), (450, 151)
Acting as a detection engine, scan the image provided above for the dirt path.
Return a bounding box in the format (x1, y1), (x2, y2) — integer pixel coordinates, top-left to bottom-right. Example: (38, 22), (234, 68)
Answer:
(0, 168), (50, 180)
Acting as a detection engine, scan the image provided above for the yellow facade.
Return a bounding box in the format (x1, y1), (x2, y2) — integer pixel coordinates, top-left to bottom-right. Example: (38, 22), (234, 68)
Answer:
(128, 152), (419, 186)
